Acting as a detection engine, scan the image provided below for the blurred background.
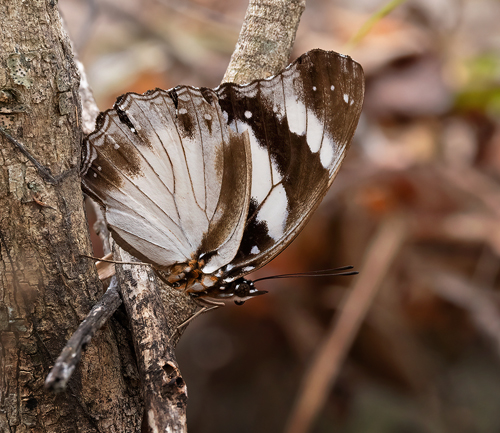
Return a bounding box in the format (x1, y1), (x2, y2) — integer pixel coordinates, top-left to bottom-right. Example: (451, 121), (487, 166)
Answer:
(60, 0), (500, 432)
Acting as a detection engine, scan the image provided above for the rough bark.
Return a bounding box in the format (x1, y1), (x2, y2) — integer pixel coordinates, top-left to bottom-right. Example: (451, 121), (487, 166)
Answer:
(113, 248), (193, 433)
(0, 2), (141, 432)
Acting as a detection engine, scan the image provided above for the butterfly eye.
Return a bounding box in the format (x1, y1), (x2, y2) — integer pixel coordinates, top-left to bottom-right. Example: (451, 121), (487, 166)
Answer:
(234, 281), (251, 297)
(234, 300), (245, 306)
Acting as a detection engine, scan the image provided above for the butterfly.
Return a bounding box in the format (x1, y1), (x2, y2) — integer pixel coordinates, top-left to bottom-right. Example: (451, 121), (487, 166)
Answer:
(81, 49), (364, 305)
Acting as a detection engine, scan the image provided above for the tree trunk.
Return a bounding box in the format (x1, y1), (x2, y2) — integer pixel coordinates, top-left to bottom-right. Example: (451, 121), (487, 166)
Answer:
(0, 2), (142, 431)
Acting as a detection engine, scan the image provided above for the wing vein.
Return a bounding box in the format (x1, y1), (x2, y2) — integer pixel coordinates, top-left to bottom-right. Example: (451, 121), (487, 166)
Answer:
(186, 89), (207, 213)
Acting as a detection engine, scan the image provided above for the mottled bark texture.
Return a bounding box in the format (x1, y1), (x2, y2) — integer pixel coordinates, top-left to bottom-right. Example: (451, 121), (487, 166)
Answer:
(113, 248), (193, 433)
(0, 2), (142, 432)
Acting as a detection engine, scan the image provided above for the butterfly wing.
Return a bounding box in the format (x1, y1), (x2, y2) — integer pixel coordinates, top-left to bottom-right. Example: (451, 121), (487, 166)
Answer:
(82, 87), (252, 270)
(214, 49), (365, 281)
(81, 49), (364, 283)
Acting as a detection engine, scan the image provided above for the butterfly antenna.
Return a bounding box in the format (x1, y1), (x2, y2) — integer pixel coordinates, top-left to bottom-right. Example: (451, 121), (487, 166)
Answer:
(252, 266), (358, 283)
(80, 254), (152, 267)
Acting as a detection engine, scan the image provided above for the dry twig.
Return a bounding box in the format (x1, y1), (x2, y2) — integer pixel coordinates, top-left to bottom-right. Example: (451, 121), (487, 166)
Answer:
(45, 277), (122, 391)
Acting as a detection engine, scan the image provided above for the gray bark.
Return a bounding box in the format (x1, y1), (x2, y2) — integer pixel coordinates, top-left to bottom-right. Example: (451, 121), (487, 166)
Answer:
(0, 2), (142, 432)
(223, 0), (305, 84)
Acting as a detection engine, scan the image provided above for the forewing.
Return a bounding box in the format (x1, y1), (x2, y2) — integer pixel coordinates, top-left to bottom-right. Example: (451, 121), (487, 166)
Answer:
(215, 50), (365, 281)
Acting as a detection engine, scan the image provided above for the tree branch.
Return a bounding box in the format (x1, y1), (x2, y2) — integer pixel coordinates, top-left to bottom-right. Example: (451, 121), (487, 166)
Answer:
(1, 1), (141, 431)
(222, 0), (305, 84)
(114, 247), (193, 432)
(45, 277), (122, 391)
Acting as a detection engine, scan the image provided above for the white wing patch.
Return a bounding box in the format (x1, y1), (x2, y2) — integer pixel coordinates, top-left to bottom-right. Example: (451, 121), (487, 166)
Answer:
(284, 93), (307, 136)
(256, 183), (288, 240)
(306, 105), (324, 153)
(228, 119), (274, 205)
(249, 139), (274, 203)
(319, 135), (335, 168)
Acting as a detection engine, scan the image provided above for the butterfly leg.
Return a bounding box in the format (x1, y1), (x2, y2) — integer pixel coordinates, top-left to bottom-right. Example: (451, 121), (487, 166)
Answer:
(176, 297), (225, 330)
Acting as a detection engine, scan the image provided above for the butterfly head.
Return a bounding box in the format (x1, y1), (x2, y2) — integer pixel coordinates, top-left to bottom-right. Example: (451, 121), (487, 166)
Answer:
(196, 277), (268, 305)
(230, 278), (268, 305)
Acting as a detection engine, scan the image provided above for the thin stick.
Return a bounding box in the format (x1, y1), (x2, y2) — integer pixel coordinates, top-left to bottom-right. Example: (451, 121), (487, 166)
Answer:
(0, 127), (58, 184)
(45, 276), (122, 391)
(284, 216), (407, 433)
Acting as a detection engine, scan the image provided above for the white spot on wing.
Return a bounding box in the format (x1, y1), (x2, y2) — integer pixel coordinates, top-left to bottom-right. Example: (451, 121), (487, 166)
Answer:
(331, 85), (335, 91)
(204, 113), (212, 121)
(244, 110), (252, 119)
(108, 135), (119, 149)
(251, 245), (260, 254)
(312, 86), (317, 91)
(256, 184), (288, 240)
(343, 94), (349, 103)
